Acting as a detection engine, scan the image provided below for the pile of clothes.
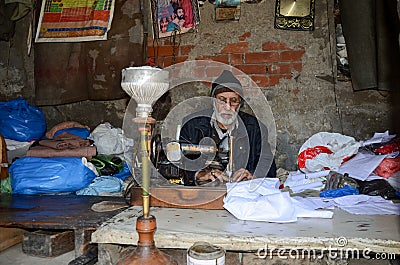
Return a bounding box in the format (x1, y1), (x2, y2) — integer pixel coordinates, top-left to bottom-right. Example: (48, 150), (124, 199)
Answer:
(0, 98), (137, 196)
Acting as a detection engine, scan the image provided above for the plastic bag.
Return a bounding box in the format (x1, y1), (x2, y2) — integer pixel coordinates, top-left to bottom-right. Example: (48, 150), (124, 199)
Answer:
(320, 185), (359, 198)
(0, 98), (46, 141)
(9, 157), (96, 194)
(76, 176), (124, 195)
(298, 132), (361, 172)
(88, 122), (134, 155)
(356, 179), (397, 200)
(374, 156), (400, 179)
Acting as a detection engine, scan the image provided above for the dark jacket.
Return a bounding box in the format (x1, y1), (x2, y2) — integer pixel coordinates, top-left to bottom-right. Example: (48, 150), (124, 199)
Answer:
(179, 108), (276, 183)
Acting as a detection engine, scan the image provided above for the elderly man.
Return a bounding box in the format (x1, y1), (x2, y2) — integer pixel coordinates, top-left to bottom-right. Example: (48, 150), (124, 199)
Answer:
(179, 70), (277, 186)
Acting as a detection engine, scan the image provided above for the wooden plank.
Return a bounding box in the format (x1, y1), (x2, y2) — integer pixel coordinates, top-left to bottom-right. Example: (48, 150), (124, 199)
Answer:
(0, 194), (128, 230)
(0, 227), (25, 252)
(129, 186), (226, 209)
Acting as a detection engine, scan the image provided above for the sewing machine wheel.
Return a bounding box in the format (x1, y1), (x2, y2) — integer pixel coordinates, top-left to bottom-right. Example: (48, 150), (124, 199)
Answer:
(150, 133), (163, 166)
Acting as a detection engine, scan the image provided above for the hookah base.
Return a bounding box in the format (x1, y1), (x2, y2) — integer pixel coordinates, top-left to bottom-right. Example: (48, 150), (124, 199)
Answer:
(116, 215), (178, 265)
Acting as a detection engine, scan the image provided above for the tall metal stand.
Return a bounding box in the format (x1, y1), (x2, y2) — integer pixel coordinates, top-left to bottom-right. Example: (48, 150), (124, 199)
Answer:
(116, 116), (177, 265)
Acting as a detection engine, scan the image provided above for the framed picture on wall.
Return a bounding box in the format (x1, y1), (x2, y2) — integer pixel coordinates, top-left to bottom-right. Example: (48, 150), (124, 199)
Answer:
(151, 0), (200, 39)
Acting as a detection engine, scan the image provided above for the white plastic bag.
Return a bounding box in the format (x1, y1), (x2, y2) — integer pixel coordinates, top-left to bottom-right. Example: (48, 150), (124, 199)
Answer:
(89, 122), (134, 155)
(298, 132), (361, 172)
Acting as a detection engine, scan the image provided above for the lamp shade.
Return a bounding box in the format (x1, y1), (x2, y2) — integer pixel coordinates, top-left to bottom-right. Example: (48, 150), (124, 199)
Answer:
(121, 66), (169, 115)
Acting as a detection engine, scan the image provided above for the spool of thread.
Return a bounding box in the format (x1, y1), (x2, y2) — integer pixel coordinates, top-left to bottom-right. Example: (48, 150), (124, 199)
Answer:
(187, 242), (225, 265)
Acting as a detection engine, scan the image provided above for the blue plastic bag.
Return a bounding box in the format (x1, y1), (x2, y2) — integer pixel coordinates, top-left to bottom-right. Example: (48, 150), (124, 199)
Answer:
(320, 185), (359, 198)
(53, 127), (91, 139)
(0, 98), (46, 141)
(112, 163), (131, 180)
(9, 157), (96, 194)
(76, 176), (124, 195)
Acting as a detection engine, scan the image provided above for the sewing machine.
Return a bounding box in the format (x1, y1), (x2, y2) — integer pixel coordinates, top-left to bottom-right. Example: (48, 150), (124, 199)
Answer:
(150, 134), (232, 185)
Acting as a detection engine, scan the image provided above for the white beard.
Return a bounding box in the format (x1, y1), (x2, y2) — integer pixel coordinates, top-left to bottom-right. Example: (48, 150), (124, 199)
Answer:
(213, 102), (240, 127)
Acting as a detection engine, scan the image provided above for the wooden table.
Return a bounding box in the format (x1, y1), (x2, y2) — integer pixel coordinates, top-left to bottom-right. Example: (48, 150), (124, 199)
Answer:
(92, 206), (400, 264)
(0, 194), (128, 258)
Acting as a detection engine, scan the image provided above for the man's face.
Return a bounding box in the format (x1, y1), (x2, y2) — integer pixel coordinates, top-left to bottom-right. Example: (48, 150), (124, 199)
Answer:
(177, 8), (185, 20)
(213, 91), (241, 128)
(160, 18), (168, 32)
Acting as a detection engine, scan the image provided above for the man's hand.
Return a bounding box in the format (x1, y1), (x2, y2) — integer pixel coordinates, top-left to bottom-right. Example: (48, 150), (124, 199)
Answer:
(231, 168), (254, 182)
(196, 169), (230, 184)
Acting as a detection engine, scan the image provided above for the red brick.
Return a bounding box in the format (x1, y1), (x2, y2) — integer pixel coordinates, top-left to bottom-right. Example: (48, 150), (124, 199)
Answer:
(147, 37), (155, 45)
(156, 46), (175, 57)
(147, 57), (163, 68)
(292, 62), (303, 72)
(245, 52), (279, 63)
(269, 75), (281, 86)
(268, 63), (303, 74)
(163, 57), (173, 67)
(238, 32), (251, 41)
(205, 67), (228, 77)
(262, 41), (287, 51)
(192, 67), (206, 79)
(268, 63), (292, 74)
(269, 74), (292, 86)
(280, 50), (305, 62)
(163, 39), (175, 45)
(221, 42), (249, 54)
(180, 45), (195, 56)
(230, 54), (244, 64)
(190, 60), (210, 67)
(170, 67), (181, 79)
(196, 55), (229, 64)
(163, 56), (188, 67)
(147, 47), (155, 57)
(251, 75), (269, 87)
(234, 64), (266, 75)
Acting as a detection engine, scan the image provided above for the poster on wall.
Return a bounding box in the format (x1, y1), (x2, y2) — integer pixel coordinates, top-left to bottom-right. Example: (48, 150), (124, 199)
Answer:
(215, 0), (240, 21)
(152, 0), (200, 39)
(35, 0), (115, 42)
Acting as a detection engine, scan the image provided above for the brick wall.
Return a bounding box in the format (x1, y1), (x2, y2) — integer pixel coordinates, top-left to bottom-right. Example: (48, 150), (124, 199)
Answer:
(147, 32), (305, 89)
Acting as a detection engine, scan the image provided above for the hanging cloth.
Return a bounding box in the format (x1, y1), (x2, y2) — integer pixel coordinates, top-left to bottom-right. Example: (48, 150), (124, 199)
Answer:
(339, 0), (400, 91)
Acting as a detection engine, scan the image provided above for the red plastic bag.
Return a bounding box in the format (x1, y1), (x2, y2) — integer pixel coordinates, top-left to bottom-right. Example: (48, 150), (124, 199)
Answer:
(374, 156), (400, 179)
(298, 132), (361, 172)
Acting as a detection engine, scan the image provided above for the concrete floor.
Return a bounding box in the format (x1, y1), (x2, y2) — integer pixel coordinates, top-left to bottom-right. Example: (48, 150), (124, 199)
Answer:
(0, 243), (75, 265)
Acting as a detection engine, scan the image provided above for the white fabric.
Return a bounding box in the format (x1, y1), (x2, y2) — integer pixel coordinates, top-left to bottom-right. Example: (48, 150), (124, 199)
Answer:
(223, 178), (333, 223)
(332, 195), (400, 215)
(88, 122), (134, 155)
(362, 130), (396, 146)
(294, 195), (400, 215)
(336, 152), (387, 181)
(284, 170), (329, 193)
